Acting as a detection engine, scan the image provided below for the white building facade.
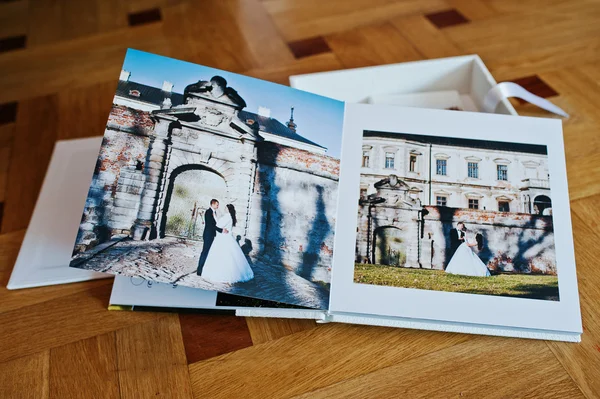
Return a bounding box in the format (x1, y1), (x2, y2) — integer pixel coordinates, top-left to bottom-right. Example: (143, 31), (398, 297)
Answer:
(360, 131), (552, 215)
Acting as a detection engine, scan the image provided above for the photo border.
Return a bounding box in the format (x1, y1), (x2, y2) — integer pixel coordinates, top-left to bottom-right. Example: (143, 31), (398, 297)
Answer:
(330, 103), (582, 334)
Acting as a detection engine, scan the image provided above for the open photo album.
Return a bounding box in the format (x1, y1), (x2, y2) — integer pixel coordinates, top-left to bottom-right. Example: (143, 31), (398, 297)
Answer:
(11, 49), (581, 341)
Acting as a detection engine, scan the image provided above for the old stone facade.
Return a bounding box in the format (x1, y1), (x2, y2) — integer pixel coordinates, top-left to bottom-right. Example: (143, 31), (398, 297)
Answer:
(360, 131), (552, 215)
(421, 206), (555, 274)
(75, 75), (339, 283)
(357, 132), (556, 275)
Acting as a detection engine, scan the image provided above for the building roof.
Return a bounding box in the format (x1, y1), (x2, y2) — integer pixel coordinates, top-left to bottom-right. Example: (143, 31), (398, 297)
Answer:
(116, 80), (184, 106)
(364, 131), (548, 155)
(238, 110), (326, 150)
(115, 80), (324, 150)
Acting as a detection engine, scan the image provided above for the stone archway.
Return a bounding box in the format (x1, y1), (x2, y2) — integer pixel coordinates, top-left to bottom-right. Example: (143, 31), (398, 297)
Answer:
(160, 165), (228, 239)
(534, 195), (552, 215)
(373, 226), (406, 266)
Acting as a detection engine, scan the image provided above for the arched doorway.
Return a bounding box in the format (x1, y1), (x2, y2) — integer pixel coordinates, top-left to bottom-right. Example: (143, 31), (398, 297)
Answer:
(533, 195), (552, 215)
(373, 226), (406, 266)
(161, 165), (227, 239)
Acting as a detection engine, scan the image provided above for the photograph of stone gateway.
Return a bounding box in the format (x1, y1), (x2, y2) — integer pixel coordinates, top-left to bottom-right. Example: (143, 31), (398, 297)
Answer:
(70, 50), (344, 309)
(354, 130), (559, 301)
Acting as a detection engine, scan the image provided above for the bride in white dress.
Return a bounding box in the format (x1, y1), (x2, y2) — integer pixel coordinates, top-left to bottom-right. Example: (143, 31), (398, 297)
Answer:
(445, 228), (491, 277)
(201, 204), (254, 284)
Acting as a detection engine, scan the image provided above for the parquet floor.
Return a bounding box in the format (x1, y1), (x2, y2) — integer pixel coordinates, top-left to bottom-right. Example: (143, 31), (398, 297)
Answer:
(1, 0), (599, 397)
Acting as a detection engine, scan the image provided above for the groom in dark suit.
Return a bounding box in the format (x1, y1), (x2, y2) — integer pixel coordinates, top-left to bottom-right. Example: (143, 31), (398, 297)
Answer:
(197, 199), (228, 275)
(449, 222), (466, 261)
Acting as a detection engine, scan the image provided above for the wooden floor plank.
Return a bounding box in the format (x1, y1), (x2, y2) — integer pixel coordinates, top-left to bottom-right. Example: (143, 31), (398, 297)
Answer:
(0, 144), (11, 203)
(540, 69), (600, 200)
(0, 230), (114, 314)
(49, 332), (120, 399)
(0, 284), (162, 363)
(546, 197), (600, 399)
(1, 95), (59, 234)
(390, 14), (463, 59)
(116, 315), (193, 399)
(0, 350), (50, 399)
(161, 0), (293, 74)
(263, 0), (448, 42)
(188, 323), (470, 398)
(0, 1), (598, 397)
(244, 52), (343, 86)
(0, 0), (28, 40)
(56, 81), (117, 140)
(0, 23), (170, 104)
(325, 22), (422, 69)
(245, 317), (317, 345)
(178, 313), (253, 363)
(447, 0), (498, 21)
(290, 337), (584, 399)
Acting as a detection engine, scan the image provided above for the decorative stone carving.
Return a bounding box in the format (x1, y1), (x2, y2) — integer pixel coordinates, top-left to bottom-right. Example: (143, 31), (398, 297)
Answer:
(199, 107), (225, 127)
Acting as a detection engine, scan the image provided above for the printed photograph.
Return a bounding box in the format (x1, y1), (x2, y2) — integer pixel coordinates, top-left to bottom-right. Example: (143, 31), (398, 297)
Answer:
(353, 130), (559, 301)
(70, 49), (344, 309)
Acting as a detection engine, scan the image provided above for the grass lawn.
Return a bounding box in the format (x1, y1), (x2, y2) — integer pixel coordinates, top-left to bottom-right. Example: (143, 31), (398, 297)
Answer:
(354, 263), (559, 301)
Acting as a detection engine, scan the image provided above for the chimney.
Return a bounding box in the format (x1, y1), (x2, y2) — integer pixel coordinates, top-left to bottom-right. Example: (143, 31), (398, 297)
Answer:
(120, 70), (131, 81)
(287, 107), (297, 132)
(162, 81), (174, 92)
(258, 106), (271, 118)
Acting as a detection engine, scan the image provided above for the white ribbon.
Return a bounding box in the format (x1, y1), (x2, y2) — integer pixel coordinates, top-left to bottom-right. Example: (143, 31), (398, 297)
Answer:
(483, 82), (569, 118)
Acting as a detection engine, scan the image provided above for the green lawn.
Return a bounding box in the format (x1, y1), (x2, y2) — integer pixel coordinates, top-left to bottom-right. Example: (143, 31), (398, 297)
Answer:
(354, 264), (559, 301)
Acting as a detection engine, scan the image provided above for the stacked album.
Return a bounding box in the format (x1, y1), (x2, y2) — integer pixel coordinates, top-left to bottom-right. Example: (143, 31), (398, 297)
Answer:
(9, 50), (582, 342)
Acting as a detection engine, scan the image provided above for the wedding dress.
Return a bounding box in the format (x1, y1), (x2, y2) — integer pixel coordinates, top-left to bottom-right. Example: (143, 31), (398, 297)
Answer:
(445, 232), (491, 277)
(201, 213), (254, 284)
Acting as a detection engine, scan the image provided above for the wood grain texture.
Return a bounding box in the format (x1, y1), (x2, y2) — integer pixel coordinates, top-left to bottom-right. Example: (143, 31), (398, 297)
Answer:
(0, 284), (160, 363)
(546, 196), (600, 398)
(116, 315), (193, 398)
(244, 52), (343, 85)
(391, 14), (463, 59)
(49, 332), (120, 399)
(178, 313), (253, 363)
(1, 0), (599, 397)
(188, 323), (470, 398)
(291, 336), (584, 399)
(1, 95), (59, 233)
(325, 23), (422, 69)
(245, 316), (317, 345)
(0, 351), (49, 399)
(263, 0), (448, 41)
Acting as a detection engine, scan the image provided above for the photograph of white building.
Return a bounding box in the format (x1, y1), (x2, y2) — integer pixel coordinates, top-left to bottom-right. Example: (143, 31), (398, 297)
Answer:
(70, 50), (345, 309)
(359, 131), (552, 215)
(354, 130), (558, 301)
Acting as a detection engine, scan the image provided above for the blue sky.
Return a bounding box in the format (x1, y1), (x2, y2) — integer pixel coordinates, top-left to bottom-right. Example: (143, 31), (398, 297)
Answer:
(121, 49), (345, 158)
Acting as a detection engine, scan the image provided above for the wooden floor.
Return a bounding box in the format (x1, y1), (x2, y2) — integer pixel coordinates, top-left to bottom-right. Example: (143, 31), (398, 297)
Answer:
(1, 0), (599, 397)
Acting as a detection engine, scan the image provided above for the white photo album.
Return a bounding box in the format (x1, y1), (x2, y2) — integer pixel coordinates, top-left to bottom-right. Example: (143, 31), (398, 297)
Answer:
(10, 50), (581, 341)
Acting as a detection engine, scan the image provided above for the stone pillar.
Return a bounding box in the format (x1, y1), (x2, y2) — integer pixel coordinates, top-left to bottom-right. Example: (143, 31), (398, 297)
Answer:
(132, 120), (171, 240)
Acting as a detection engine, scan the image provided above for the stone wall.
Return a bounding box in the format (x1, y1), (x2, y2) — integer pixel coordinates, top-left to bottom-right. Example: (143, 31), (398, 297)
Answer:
(74, 106), (152, 252)
(247, 142), (339, 283)
(421, 206), (556, 274)
(355, 204), (420, 267)
(75, 106), (342, 286)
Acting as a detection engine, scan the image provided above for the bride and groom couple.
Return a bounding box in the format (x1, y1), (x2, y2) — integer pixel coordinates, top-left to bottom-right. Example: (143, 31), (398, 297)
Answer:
(446, 222), (491, 277)
(196, 199), (254, 284)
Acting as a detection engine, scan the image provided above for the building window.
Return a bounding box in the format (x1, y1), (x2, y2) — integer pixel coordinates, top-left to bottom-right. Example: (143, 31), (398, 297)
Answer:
(362, 150), (370, 168)
(498, 201), (510, 212)
(468, 199), (479, 209)
(497, 164), (508, 181)
(467, 162), (479, 179)
(436, 159), (447, 176)
(409, 155), (417, 172)
(436, 196), (447, 206)
(385, 152), (395, 169)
